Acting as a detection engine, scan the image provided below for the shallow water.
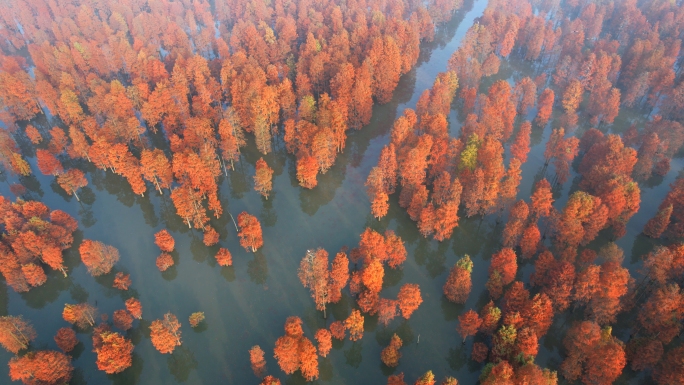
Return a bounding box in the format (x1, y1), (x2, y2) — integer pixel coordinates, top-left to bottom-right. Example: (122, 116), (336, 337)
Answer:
(0, 0), (679, 384)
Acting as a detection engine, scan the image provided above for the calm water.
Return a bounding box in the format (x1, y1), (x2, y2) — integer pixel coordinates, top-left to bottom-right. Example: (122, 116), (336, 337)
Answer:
(1, 0), (678, 384)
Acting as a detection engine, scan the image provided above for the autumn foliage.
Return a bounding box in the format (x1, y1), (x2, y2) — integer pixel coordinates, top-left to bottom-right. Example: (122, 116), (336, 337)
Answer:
(154, 229), (175, 252)
(54, 328), (78, 353)
(150, 313), (182, 354)
(79, 240), (120, 277)
(9, 350), (73, 385)
(237, 212), (263, 252)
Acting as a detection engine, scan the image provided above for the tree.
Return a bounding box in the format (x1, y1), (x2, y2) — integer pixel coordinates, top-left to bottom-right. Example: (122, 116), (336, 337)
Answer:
(457, 310), (482, 343)
(254, 158), (274, 199)
(125, 298), (142, 319)
(93, 330), (133, 374)
(530, 179), (553, 219)
(415, 370), (436, 385)
(150, 313), (182, 354)
(397, 284), (423, 319)
(654, 346), (684, 385)
(62, 303), (97, 329)
(535, 89), (555, 126)
(79, 240), (119, 277)
(345, 310), (364, 341)
(8, 350), (73, 385)
(644, 204), (672, 238)
(250, 345), (267, 378)
(203, 226), (219, 246)
(56, 169), (87, 201)
(510, 122), (531, 163)
(562, 80), (583, 114)
(54, 328), (78, 353)
(381, 334), (402, 367)
(113, 310), (133, 331)
(330, 321), (345, 340)
(298, 249), (331, 317)
(472, 342), (489, 363)
(215, 248), (233, 266)
(443, 255), (473, 304)
(490, 248), (517, 285)
(315, 329), (332, 357)
(328, 251), (349, 303)
(113, 272), (131, 290)
(260, 376), (282, 385)
(237, 212), (263, 252)
(0, 316), (36, 354)
(388, 373), (407, 385)
(36, 149), (63, 176)
(156, 253), (174, 272)
(189, 312), (205, 328)
(378, 299), (398, 326)
(296, 155), (319, 189)
(154, 230), (175, 252)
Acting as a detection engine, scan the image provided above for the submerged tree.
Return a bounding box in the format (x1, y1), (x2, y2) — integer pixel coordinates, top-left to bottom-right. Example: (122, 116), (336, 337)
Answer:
(150, 313), (182, 354)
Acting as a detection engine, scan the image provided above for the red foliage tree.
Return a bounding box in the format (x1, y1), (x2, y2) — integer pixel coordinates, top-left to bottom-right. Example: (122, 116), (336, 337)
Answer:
(125, 298), (142, 320)
(535, 89), (555, 126)
(329, 321), (345, 340)
(112, 272), (131, 290)
(79, 240), (120, 277)
(644, 204), (673, 238)
(443, 255), (473, 304)
(203, 226), (219, 246)
(56, 169), (87, 201)
(54, 328), (78, 353)
(250, 345), (267, 378)
(156, 253), (174, 272)
(62, 303), (97, 329)
(254, 158), (274, 199)
(490, 248), (517, 285)
(150, 313), (182, 354)
(397, 283), (423, 319)
(472, 342), (489, 363)
(237, 212), (263, 252)
(457, 310), (482, 343)
(93, 330), (133, 374)
(113, 309), (134, 331)
(381, 334), (402, 367)
(8, 350), (73, 385)
(0, 315), (36, 354)
(315, 329), (332, 358)
(215, 248), (233, 266)
(298, 248), (331, 316)
(345, 310), (364, 341)
(154, 230), (175, 252)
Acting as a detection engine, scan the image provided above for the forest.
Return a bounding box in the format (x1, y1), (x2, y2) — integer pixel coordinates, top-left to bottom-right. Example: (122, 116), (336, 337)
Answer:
(0, 0), (684, 384)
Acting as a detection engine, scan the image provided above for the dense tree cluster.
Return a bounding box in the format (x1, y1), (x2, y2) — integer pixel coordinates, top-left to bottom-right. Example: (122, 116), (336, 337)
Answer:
(3, 0), (684, 383)
(0, 197), (77, 292)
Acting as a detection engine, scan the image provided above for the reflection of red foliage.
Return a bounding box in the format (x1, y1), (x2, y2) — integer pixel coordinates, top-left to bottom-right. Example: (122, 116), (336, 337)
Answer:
(315, 329), (332, 357)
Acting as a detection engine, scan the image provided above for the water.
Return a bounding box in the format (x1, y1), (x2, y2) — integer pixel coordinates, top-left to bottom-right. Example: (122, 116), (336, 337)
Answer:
(1, 0), (679, 383)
